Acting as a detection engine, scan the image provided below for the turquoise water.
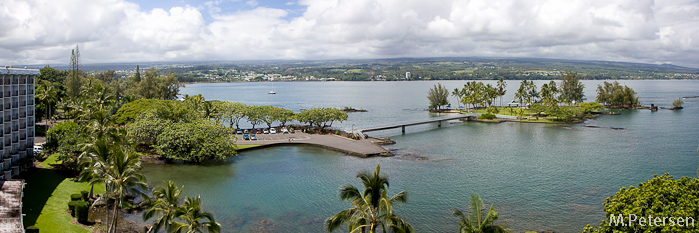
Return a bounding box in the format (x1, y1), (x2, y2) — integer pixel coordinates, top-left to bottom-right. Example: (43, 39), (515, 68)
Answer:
(141, 80), (699, 232)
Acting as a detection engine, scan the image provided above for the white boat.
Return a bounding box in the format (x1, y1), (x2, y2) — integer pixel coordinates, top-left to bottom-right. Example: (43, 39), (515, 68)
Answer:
(268, 91), (276, 94)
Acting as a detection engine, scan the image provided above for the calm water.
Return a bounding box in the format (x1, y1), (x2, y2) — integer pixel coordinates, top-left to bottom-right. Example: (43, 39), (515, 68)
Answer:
(141, 80), (699, 232)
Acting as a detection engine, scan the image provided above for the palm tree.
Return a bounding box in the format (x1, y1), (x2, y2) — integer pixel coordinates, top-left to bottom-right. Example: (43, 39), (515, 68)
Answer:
(35, 80), (58, 125)
(144, 180), (184, 233)
(90, 148), (148, 233)
(496, 77), (506, 108)
(325, 165), (413, 233)
(169, 195), (221, 233)
(453, 194), (508, 233)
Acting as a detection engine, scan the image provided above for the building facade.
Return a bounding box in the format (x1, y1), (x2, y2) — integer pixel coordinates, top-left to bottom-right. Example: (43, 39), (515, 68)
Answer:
(0, 67), (37, 180)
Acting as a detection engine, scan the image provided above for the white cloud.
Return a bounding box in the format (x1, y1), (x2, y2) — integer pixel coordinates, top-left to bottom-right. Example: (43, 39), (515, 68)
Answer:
(1, 0), (698, 67)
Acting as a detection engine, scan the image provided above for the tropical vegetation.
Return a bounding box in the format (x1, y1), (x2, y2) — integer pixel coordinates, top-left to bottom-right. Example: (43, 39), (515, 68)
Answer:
(583, 174), (699, 232)
(427, 83), (450, 110)
(453, 194), (509, 233)
(325, 165), (413, 233)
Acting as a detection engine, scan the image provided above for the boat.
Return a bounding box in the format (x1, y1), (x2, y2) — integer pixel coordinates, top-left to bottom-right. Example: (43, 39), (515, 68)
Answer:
(268, 91), (276, 94)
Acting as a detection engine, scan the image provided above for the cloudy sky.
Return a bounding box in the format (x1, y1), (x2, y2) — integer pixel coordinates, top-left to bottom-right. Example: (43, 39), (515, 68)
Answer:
(1, 0), (698, 67)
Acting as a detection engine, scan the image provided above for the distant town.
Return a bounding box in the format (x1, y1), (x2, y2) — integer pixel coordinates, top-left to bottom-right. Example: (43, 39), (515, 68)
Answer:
(43, 57), (699, 82)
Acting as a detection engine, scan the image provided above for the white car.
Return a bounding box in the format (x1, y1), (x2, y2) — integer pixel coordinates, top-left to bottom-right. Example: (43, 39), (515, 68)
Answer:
(270, 128), (277, 134)
(263, 129), (269, 134)
(281, 128), (289, 134)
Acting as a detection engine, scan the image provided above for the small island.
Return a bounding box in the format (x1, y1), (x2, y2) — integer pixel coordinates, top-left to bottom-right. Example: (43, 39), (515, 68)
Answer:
(428, 72), (652, 124)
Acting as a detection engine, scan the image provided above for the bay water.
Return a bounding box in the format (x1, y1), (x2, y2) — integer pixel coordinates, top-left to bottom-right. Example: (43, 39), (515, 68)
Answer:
(141, 80), (699, 232)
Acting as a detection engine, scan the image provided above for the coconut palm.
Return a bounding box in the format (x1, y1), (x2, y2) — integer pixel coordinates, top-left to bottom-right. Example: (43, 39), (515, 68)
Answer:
(90, 148), (148, 233)
(496, 78), (507, 107)
(453, 194), (509, 233)
(35, 80), (59, 125)
(169, 195), (221, 233)
(144, 180), (184, 233)
(325, 165), (413, 233)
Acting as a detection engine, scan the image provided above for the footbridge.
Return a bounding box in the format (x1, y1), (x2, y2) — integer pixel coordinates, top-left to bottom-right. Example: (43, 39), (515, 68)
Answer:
(355, 114), (478, 138)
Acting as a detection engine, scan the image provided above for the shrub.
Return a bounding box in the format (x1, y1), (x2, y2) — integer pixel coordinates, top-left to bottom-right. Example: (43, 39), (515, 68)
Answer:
(80, 190), (89, 200)
(70, 194), (82, 201)
(74, 200), (89, 223)
(478, 113), (496, 120)
(26, 226), (39, 233)
(673, 98), (684, 108)
(583, 174), (699, 232)
(67, 201), (80, 216)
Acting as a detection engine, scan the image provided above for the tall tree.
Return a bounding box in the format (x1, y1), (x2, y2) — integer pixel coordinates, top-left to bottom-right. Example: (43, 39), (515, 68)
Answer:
(427, 83), (450, 110)
(559, 71), (585, 105)
(325, 165), (413, 233)
(35, 80), (59, 124)
(453, 194), (509, 233)
(496, 78), (507, 107)
(66, 45), (83, 98)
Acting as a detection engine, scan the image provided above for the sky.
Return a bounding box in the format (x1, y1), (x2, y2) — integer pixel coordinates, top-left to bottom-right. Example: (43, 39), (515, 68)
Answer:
(1, 0), (698, 68)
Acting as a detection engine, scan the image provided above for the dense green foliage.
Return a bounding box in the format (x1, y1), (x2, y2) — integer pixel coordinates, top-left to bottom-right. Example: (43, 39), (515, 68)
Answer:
(154, 119), (236, 163)
(325, 165), (413, 233)
(478, 113), (496, 120)
(596, 81), (639, 108)
(427, 83), (450, 110)
(144, 180), (221, 232)
(453, 81), (499, 109)
(453, 194), (509, 233)
(296, 107), (348, 128)
(583, 174), (699, 232)
(559, 71), (586, 105)
(46, 121), (88, 155)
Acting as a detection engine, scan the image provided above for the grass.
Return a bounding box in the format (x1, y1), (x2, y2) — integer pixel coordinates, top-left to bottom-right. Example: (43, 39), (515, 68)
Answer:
(22, 153), (105, 232)
(236, 144), (261, 150)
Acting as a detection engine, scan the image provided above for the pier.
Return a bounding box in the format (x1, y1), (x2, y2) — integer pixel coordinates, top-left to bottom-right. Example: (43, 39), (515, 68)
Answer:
(356, 114), (477, 137)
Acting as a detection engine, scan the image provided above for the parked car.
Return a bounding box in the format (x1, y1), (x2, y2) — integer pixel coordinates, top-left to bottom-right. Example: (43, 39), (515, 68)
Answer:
(256, 129), (262, 134)
(236, 130), (243, 134)
(263, 129), (269, 134)
(251, 134), (257, 140)
(243, 134), (250, 140)
(289, 128), (295, 133)
(244, 129), (249, 134)
(270, 128), (277, 134)
(281, 128), (289, 134)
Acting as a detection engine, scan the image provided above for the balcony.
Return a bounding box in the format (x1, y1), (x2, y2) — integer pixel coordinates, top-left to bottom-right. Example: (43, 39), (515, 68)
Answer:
(27, 121), (34, 127)
(3, 105), (8, 110)
(3, 117), (8, 123)
(3, 92), (7, 97)
(19, 102), (25, 107)
(19, 136), (24, 141)
(11, 79), (17, 84)
(11, 91), (17, 96)
(11, 124), (17, 131)
(11, 114), (17, 120)
(11, 102), (16, 108)
(27, 110), (33, 116)
(19, 124), (25, 130)
(3, 80), (9, 85)
(20, 90), (25, 95)
(27, 99), (34, 105)
(27, 89), (34, 95)
(20, 79), (26, 85)
(11, 137), (17, 143)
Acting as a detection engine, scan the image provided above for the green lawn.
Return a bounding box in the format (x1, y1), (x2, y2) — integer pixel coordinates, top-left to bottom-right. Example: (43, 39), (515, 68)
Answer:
(236, 144), (260, 150)
(22, 154), (105, 232)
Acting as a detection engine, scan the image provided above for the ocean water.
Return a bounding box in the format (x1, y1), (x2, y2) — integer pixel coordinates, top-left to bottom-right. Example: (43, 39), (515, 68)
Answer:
(141, 80), (699, 232)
